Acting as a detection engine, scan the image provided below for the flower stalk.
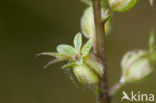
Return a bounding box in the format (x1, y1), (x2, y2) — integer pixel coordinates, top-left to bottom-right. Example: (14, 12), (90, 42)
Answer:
(109, 82), (123, 97)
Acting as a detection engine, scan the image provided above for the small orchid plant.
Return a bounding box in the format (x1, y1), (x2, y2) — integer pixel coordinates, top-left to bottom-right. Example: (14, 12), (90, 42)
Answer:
(37, 0), (156, 103)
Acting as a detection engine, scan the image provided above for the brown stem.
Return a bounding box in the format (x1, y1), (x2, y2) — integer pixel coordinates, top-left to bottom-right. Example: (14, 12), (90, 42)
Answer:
(91, 0), (111, 103)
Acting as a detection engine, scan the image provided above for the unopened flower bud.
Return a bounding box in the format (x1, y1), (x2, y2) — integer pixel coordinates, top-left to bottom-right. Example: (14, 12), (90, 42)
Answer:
(73, 64), (100, 85)
(120, 50), (154, 84)
(108, 0), (139, 12)
(84, 53), (104, 77)
(81, 7), (112, 39)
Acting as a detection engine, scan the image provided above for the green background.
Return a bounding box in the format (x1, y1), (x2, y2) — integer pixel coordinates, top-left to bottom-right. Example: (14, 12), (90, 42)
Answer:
(0, 0), (156, 103)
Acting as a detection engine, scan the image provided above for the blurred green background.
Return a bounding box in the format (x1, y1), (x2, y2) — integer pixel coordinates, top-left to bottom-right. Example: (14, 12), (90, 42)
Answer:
(0, 0), (156, 103)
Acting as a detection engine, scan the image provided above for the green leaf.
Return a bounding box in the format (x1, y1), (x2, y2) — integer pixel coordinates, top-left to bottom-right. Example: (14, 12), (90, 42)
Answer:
(149, 30), (155, 53)
(36, 52), (71, 59)
(62, 57), (83, 69)
(81, 39), (93, 57)
(44, 58), (66, 69)
(74, 33), (82, 53)
(36, 52), (71, 69)
(57, 44), (77, 56)
(61, 62), (76, 69)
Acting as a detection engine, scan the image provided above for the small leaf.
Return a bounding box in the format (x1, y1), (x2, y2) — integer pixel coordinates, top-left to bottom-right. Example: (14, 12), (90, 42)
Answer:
(36, 52), (71, 59)
(62, 57), (83, 69)
(149, 30), (155, 53)
(37, 52), (70, 69)
(57, 44), (77, 56)
(43, 58), (66, 69)
(81, 39), (93, 57)
(74, 33), (82, 53)
(62, 62), (76, 69)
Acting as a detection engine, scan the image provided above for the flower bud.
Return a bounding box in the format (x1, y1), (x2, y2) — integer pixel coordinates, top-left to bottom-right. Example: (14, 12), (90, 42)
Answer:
(73, 64), (100, 85)
(120, 50), (154, 84)
(84, 53), (104, 77)
(81, 7), (112, 39)
(108, 0), (139, 12)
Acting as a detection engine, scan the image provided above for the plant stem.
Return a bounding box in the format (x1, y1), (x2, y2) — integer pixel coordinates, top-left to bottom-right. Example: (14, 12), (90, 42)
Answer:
(91, 0), (111, 103)
(109, 82), (122, 97)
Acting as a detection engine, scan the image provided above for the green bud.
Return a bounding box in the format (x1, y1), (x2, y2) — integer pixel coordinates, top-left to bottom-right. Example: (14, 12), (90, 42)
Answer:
(120, 50), (154, 84)
(73, 64), (100, 85)
(108, 0), (139, 12)
(81, 7), (112, 39)
(84, 54), (104, 77)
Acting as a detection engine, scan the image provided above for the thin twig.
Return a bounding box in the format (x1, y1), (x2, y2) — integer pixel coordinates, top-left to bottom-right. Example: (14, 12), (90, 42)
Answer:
(91, 0), (111, 103)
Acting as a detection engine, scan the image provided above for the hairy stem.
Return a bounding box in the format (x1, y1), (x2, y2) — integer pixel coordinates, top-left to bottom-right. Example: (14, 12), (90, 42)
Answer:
(91, 0), (111, 103)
